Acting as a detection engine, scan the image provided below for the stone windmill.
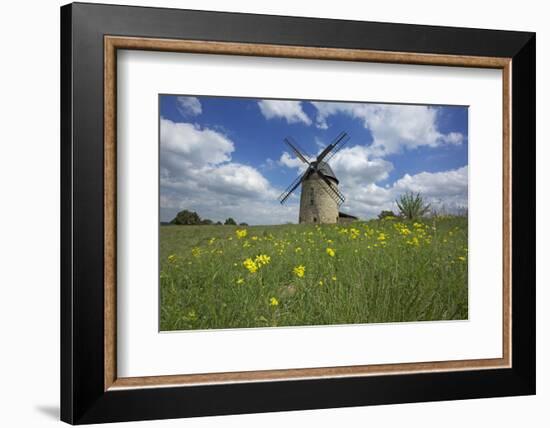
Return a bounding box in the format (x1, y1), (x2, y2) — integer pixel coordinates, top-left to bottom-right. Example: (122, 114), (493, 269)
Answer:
(278, 132), (350, 224)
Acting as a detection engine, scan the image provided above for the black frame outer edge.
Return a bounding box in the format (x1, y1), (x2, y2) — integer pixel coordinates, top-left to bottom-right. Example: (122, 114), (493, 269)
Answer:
(60, 4), (74, 425)
(60, 2), (536, 424)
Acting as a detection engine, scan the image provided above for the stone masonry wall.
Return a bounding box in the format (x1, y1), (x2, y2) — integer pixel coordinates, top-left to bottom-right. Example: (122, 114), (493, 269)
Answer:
(299, 175), (339, 224)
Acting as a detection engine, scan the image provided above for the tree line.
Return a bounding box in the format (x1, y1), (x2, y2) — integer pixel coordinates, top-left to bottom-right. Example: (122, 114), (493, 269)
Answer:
(168, 209), (248, 226)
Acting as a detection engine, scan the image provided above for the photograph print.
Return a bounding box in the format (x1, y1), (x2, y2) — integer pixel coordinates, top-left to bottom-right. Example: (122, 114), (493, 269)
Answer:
(159, 94), (469, 331)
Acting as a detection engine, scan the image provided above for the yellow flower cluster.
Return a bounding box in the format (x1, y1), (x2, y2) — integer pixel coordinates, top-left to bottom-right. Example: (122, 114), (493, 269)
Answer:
(326, 247), (336, 257)
(242, 254), (271, 274)
(255, 254), (271, 266)
(191, 247), (201, 257)
(235, 229), (248, 239)
(167, 254), (177, 263)
(243, 258), (258, 273)
(269, 297), (279, 306)
(349, 228), (360, 239)
(406, 236), (420, 247)
(293, 265), (306, 278)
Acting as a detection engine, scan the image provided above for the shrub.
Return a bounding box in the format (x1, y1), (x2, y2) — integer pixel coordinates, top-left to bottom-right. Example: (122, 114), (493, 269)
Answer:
(378, 210), (397, 220)
(224, 218), (237, 225)
(396, 192), (431, 220)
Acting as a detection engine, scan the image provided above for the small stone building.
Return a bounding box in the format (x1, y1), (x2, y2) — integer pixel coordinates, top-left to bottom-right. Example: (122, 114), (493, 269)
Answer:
(338, 211), (359, 224)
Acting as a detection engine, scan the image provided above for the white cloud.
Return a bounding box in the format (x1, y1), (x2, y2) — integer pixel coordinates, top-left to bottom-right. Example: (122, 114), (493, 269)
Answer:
(441, 131), (464, 145)
(311, 102), (465, 156)
(176, 96), (202, 117)
(329, 145), (393, 187)
(160, 118), (234, 166)
(278, 151), (308, 171)
(392, 166), (468, 208)
(258, 100), (312, 125)
(340, 166), (468, 219)
(160, 118), (296, 225)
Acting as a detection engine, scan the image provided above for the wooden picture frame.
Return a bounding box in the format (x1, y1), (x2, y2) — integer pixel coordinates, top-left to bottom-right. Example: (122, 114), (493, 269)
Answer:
(61, 2), (535, 424)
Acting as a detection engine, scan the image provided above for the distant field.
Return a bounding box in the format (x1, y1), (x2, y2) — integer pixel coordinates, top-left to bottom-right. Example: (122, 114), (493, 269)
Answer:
(160, 217), (468, 331)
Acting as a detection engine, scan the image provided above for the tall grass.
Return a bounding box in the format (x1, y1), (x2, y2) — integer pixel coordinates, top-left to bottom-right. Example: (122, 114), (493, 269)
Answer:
(160, 217), (468, 331)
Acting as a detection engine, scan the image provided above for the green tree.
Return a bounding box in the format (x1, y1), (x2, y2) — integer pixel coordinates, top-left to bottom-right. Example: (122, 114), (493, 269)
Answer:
(224, 217), (237, 225)
(170, 209), (201, 225)
(396, 192), (431, 220)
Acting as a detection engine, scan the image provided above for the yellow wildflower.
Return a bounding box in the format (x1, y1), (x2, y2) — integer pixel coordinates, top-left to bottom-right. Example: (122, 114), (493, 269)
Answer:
(295, 247), (302, 253)
(326, 247), (336, 257)
(236, 278), (245, 285)
(191, 247), (201, 257)
(255, 254), (271, 266)
(458, 256), (466, 262)
(243, 258), (258, 273)
(407, 237), (420, 247)
(167, 254), (177, 263)
(293, 265), (305, 278)
(208, 237), (216, 245)
(235, 229), (248, 239)
(251, 236), (258, 241)
(331, 276), (337, 281)
(269, 297), (279, 306)
(318, 280), (324, 286)
(377, 233), (387, 241)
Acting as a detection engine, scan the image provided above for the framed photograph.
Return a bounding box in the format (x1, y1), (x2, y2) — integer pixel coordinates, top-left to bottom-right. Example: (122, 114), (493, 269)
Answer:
(61, 2), (535, 424)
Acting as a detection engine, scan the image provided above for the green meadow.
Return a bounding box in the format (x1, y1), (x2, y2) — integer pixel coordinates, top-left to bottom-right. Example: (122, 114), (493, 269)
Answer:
(160, 217), (468, 331)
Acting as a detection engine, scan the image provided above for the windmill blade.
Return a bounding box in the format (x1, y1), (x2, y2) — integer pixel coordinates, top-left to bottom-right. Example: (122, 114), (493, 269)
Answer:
(278, 170), (308, 204)
(316, 132), (349, 163)
(286, 136), (312, 160)
(318, 179), (343, 207)
(323, 133), (350, 163)
(317, 170), (345, 206)
(284, 137), (310, 165)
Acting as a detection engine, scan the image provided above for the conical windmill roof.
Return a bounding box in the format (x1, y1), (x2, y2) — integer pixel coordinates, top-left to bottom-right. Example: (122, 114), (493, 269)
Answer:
(304, 161), (339, 184)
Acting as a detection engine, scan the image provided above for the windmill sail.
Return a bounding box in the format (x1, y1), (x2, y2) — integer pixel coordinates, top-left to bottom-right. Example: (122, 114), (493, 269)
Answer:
(323, 133), (350, 163)
(285, 136), (312, 161)
(316, 132), (349, 163)
(278, 169), (308, 204)
(317, 169), (345, 206)
(284, 137), (310, 165)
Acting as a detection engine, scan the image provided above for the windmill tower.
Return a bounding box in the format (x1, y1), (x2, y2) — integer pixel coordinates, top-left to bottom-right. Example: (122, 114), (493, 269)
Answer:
(278, 132), (350, 224)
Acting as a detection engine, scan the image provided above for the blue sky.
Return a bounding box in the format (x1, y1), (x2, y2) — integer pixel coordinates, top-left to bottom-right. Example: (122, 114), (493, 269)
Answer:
(159, 94), (468, 225)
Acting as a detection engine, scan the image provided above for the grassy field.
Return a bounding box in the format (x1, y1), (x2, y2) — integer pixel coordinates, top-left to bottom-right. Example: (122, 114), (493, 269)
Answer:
(160, 217), (468, 331)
